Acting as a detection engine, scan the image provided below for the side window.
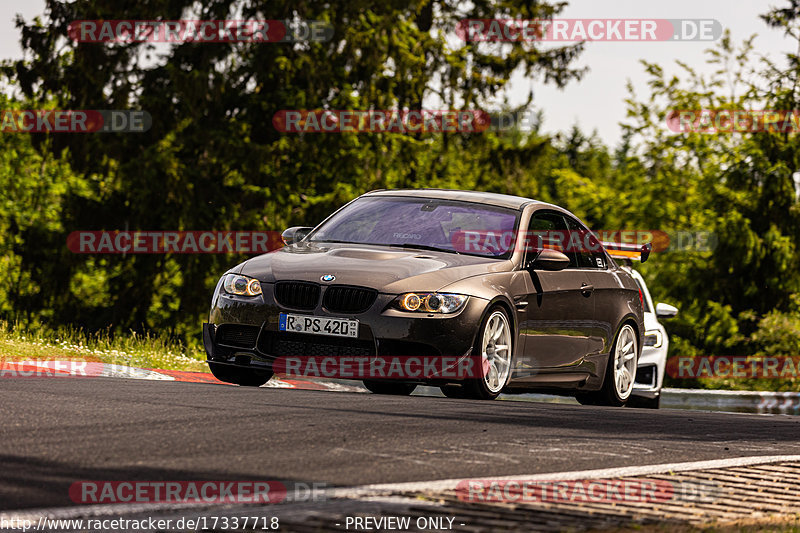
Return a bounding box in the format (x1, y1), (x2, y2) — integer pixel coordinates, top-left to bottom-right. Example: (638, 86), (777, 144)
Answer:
(565, 217), (598, 269)
(525, 211), (579, 268)
(588, 232), (607, 269)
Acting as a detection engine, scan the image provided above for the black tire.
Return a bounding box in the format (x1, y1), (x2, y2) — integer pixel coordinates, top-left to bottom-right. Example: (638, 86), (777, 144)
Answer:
(440, 385), (469, 399)
(363, 380), (417, 395)
(574, 393), (599, 406)
(581, 323), (638, 406)
(209, 362), (273, 387)
(627, 394), (661, 409)
(463, 306), (513, 401)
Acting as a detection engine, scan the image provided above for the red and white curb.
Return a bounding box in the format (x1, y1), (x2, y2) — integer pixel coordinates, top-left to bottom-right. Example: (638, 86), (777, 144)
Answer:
(0, 359), (363, 391)
(4, 361), (797, 414)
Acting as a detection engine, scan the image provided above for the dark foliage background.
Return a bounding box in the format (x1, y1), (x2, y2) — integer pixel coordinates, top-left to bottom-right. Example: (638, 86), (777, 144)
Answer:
(2, 1), (799, 389)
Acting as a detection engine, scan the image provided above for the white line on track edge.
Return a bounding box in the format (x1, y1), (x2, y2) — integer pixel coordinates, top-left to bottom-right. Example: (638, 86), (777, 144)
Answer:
(3, 454), (800, 521)
(332, 453), (800, 498)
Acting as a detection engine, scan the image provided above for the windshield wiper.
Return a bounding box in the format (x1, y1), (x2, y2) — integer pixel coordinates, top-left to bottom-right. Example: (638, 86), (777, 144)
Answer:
(310, 240), (461, 255)
(309, 239), (358, 244)
(390, 243), (460, 255)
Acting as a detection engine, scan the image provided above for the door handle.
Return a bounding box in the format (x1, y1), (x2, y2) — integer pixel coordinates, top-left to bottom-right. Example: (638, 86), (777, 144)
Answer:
(581, 283), (594, 296)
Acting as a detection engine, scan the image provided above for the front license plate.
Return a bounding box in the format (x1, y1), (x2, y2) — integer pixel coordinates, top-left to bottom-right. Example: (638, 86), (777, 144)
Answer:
(279, 313), (359, 338)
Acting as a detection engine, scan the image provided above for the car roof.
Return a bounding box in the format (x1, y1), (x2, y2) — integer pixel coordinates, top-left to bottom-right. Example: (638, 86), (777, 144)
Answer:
(363, 188), (545, 210)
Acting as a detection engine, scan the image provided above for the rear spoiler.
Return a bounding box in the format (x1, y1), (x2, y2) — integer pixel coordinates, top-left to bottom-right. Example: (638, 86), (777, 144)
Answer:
(602, 241), (652, 263)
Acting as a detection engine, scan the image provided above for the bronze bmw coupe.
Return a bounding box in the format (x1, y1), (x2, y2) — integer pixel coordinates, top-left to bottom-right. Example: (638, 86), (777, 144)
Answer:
(203, 189), (646, 405)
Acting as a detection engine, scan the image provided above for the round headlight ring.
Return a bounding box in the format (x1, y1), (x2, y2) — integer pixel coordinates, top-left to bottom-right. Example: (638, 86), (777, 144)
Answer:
(401, 293), (421, 311)
(234, 277), (248, 293)
(425, 294), (441, 312)
(247, 278), (262, 296)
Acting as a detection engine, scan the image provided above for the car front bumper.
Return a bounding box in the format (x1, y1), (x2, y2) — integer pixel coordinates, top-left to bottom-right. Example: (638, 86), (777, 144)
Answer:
(204, 287), (490, 383)
(632, 345), (667, 399)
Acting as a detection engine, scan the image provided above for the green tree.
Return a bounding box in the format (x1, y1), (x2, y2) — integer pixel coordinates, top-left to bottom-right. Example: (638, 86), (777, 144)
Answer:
(4, 0), (585, 340)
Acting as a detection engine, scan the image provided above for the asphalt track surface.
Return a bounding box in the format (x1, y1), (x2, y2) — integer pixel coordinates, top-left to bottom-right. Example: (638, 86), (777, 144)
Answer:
(2, 377), (800, 512)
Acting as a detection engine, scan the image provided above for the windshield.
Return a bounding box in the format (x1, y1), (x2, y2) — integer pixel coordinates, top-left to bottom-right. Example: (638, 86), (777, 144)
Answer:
(308, 196), (520, 258)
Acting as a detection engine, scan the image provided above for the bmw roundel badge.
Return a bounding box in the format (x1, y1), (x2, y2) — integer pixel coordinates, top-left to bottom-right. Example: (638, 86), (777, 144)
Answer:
(321, 274), (336, 282)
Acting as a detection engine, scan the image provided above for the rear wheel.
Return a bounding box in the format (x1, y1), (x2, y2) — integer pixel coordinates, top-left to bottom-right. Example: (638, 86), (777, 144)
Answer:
(463, 307), (513, 400)
(577, 323), (638, 406)
(208, 362), (273, 387)
(363, 380), (417, 395)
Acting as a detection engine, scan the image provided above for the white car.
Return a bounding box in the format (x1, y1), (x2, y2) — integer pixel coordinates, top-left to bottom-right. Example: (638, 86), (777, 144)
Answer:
(623, 267), (678, 408)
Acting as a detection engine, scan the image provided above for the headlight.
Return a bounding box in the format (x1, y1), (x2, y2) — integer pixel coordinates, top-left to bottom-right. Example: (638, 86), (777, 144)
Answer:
(644, 329), (663, 348)
(223, 274), (262, 297)
(395, 292), (468, 314)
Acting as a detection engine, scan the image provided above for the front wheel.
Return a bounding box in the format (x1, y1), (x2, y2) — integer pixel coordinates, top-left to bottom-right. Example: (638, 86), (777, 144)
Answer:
(363, 380), (417, 395)
(208, 362), (273, 387)
(463, 307), (513, 400)
(440, 385), (469, 399)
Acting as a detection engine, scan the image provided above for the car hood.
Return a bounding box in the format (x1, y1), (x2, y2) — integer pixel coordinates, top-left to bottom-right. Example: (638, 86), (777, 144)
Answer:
(237, 242), (511, 293)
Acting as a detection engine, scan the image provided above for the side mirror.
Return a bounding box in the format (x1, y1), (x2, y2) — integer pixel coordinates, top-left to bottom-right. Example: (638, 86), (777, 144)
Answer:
(281, 226), (313, 246)
(528, 248), (570, 271)
(655, 302), (678, 319)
